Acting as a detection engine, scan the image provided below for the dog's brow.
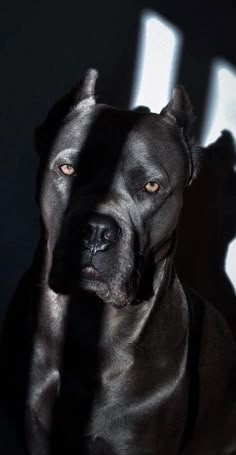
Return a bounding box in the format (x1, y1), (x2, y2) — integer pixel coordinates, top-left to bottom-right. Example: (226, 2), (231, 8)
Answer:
(50, 148), (78, 167)
(158, 161), (170, 186)
(128, 159), (170, 187)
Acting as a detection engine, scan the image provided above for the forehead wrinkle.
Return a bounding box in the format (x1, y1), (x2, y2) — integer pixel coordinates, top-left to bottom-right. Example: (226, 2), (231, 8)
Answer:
(124, 137), (170, 186)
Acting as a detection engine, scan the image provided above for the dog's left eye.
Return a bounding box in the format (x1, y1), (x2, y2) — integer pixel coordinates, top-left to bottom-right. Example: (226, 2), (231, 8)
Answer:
(144, 181), (160, 193)
(59, 164), (76, 176)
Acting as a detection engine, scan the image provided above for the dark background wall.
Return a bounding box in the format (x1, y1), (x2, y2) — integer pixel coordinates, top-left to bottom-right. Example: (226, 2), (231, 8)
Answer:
(1, 0), (236, 325)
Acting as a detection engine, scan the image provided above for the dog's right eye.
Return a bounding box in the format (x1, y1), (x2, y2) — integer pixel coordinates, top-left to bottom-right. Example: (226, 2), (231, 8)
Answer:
(59, 164), (77, 176)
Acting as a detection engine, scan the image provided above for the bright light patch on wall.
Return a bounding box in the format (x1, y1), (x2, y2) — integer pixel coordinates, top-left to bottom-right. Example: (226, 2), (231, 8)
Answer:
(201, 60), (236, 146)
(131, 10), (182, 113)
(225, 239), (236, 292)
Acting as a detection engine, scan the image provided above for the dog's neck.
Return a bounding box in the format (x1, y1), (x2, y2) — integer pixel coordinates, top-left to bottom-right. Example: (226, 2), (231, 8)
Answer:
(100, 255), (189, 355)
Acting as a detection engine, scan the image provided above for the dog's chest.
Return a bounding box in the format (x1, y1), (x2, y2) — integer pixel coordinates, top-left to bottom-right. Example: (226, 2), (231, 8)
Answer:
(51, 302), (187, 454)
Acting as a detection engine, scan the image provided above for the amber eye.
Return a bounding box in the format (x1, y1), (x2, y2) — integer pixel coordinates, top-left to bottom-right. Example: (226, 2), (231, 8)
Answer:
(59, 164), (76, 176)
(144, 181), (160, 193)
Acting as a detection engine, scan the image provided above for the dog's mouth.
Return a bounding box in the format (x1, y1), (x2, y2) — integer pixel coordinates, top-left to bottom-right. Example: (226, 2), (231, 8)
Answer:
(48, 256), (138, 307)
(80, 265), (103, 282)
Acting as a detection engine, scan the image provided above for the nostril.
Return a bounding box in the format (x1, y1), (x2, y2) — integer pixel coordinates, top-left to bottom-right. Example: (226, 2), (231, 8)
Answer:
(102, 226), (121, 243)
(102, 228), (115, 243)
(81, 225), (94, 250)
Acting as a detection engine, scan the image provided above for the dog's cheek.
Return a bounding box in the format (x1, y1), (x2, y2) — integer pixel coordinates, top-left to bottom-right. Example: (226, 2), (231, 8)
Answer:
(163, 192), (184, 232)
(147, 193), (184, 249)
(40, 179), (70, 248)
(108, 242), (138, 306)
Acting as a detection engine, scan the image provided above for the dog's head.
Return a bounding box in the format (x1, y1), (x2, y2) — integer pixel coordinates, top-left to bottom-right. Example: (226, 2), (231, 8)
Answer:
(36, 69), (200, 307)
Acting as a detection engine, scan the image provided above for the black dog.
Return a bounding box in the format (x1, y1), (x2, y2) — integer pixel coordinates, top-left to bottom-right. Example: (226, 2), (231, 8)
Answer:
(1, 69), (236, 455)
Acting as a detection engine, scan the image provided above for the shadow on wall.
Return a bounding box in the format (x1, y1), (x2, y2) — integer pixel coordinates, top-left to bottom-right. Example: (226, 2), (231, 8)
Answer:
(175, 130), (236, 336)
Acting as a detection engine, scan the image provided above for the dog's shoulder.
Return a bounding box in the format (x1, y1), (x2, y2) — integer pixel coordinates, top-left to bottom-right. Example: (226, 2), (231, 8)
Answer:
(185, 286), (236, 350)
(183, 286), (236, 450)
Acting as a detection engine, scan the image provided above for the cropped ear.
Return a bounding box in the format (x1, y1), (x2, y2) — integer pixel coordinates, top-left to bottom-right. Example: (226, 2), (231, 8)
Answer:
(160, 86), (195, 143)
(161, 86), (201, 185)
(74, 68), (98, 108)
(35, 68), (98, 157)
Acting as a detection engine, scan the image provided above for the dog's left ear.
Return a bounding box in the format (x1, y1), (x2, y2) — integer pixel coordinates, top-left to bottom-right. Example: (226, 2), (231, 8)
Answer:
(161, 86), (201, 184)
(160, 86), (194, 141)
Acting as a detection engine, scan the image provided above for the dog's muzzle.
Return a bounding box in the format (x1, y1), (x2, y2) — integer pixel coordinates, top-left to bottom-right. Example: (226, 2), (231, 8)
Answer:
(48, 212), (133, 305)
(81, 213), (121, 255)
(79, 213), (122, 283)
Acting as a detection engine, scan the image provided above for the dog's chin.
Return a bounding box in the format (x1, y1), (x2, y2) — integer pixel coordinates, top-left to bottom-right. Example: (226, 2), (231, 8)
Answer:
(77, 266), (134, 307)
(48, 263), (137, 307)
(79, 277), (130, 308)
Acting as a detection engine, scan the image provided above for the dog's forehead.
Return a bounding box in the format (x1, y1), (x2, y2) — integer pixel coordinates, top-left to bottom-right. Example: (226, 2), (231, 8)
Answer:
(50, 104), (187, 177)
(124, 114), (184, 160)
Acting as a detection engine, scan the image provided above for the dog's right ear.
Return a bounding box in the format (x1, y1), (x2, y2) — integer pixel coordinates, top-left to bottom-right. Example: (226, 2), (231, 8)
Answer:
(74, 68), (98, 108)
(35, 69), (98, 157)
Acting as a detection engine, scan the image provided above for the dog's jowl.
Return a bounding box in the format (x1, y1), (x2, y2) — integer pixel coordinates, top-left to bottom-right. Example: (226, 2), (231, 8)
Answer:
(1, 69), (236, 455)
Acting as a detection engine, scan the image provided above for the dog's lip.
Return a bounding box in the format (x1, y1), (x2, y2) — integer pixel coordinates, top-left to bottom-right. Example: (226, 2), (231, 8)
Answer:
(80, 265), (103, 281)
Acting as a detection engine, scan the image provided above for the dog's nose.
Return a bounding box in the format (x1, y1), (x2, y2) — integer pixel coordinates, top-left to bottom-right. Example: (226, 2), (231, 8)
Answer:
(81, 214), (121, 253)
